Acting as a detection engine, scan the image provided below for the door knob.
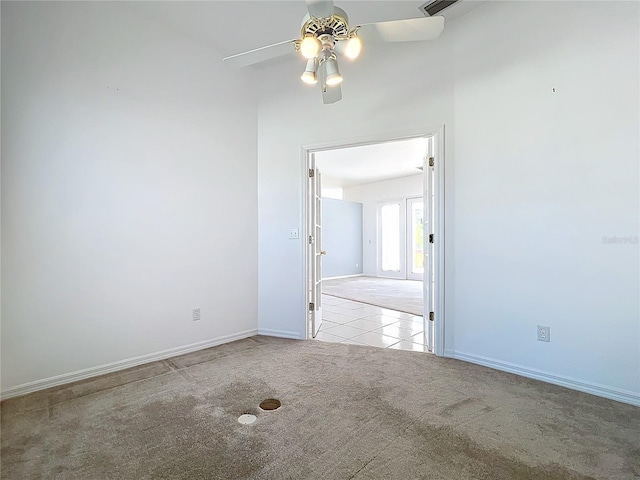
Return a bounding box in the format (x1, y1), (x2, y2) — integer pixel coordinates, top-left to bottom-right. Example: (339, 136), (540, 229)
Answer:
(320, 250), (327, 255)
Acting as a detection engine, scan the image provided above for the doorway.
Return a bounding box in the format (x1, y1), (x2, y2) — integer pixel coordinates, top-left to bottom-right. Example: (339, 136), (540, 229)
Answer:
(303, 129), (444, 355)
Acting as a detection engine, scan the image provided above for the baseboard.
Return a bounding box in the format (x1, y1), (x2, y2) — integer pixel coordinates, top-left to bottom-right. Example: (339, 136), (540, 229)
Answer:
(257, 328), (304, 340)
(0, 329), (258, 401)
(322, 274), (363, 280)
(445, 350), (640, 407)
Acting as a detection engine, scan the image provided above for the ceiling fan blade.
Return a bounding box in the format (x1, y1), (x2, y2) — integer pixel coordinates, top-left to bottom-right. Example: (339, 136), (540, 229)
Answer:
(356, 16), (445, 43)
(322, 84), (342, 104)
(223, 40), (297, 68)
(305, 0), (334, 19)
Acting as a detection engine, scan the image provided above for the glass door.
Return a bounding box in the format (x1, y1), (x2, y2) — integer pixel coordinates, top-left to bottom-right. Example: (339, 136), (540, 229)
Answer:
(406, 197), (424, 281)
(377, 201), (405, 279)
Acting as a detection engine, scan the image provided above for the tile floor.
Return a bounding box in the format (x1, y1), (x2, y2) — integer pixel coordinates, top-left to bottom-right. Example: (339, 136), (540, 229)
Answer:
(313, 294), (429, 352)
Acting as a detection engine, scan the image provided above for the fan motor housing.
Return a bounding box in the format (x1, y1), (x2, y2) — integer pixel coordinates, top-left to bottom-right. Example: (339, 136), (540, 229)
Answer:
(301, 7), (350, 39)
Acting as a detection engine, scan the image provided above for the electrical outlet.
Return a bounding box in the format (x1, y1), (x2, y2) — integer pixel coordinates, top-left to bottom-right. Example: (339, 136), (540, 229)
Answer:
(289, 228), (299, 239)
(537, 325), (550, 342)
(193, 308), (200, 321)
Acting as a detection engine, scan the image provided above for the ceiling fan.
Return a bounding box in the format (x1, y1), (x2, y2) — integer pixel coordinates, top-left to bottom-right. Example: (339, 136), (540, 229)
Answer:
(222, 0), (445, 104)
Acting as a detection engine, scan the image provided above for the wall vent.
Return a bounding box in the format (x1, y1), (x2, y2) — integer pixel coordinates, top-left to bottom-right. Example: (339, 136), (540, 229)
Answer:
(419, 0), (460, 17)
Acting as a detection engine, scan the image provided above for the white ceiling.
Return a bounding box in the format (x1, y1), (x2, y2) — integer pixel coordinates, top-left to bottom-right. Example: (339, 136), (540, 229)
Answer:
(126, 0), (483, 187)
(129, 1), (483, 61)
(315, 137), (428, 188)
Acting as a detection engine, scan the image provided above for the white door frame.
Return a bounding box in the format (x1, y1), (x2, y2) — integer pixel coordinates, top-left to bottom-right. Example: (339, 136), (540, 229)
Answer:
(307, 156), (324, 337)
(301, 126), (446, 356)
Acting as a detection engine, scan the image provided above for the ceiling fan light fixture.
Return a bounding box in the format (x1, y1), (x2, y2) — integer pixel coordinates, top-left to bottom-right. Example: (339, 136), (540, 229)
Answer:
(223, 3), (447, 104)
(301, 58), (318, 85)
(323, 57), (343, 86)
(344, 35), (362, 60)
(300, 35), (321, 59)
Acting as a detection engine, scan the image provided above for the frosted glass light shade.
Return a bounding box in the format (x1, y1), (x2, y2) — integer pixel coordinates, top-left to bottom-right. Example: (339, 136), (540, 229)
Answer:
(323, 58), (343, 86)
(301, 58), (318, 84)
(344, 36), (362, 59)
(300, 36), (321, 59)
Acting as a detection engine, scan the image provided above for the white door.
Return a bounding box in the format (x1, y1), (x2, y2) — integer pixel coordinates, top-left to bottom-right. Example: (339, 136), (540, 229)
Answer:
(377, 200), (406, 279)
(308, 158), (324, 337)
(406, 197), (424, 281)
(423, 155), (435, 352)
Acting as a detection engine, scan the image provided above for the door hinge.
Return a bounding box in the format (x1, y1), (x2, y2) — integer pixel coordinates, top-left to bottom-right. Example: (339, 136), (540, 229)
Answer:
(429, 157), (435, 167)
(309, 235), (314, 244)
(429, 234), (434, 243)
(309, 168), (315, 178)
(309, 302), (315, 311)
(429, 311), (434, 321)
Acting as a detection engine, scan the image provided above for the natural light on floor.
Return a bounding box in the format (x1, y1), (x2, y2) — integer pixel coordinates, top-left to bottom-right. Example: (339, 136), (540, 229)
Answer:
(314, 294), (428, 352)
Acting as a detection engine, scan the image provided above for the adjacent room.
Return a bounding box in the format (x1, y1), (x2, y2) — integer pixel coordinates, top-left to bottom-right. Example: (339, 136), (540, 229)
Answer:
(2, 0), (639, 478)
(312, 138), (430, 351)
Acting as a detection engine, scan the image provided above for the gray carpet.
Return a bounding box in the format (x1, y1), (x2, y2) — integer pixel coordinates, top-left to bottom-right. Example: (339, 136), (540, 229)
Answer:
(1, 336), (639, 479)
(323, 276), (423, 316)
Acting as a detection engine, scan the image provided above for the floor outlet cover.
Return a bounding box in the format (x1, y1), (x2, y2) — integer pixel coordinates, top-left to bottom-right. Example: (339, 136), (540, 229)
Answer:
(237, 414), (257, 425)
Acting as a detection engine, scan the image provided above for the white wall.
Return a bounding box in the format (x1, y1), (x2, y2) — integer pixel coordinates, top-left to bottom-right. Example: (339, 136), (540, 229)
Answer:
(257, 1), (640, 404)
(321, 186), (344, 200)
(448, 0), (639, 402)
(322, 198), (363, 278)
(344, 175), (423, 276)
(1, 2), (258, 392)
